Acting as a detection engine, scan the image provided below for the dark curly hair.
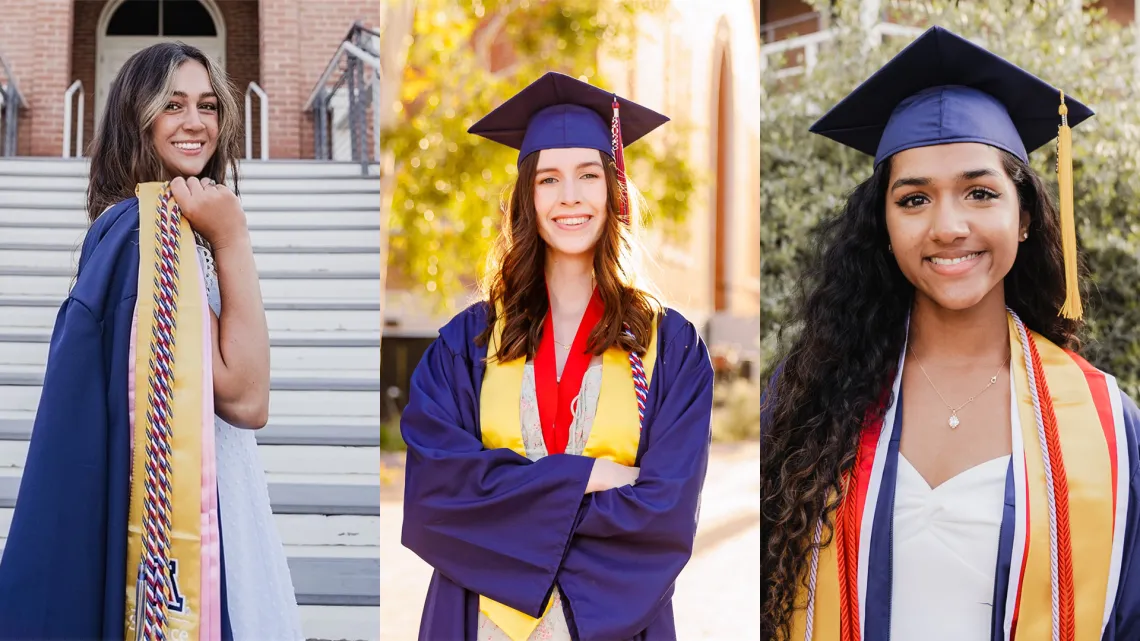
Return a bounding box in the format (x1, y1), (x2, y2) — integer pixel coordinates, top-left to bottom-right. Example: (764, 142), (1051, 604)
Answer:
(759, 150), (1081, 640)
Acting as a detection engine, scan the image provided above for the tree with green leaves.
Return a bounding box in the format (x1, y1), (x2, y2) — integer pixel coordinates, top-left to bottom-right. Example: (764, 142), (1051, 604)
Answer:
(384, 0), (697, 311)
(762, 0), (1140, 394)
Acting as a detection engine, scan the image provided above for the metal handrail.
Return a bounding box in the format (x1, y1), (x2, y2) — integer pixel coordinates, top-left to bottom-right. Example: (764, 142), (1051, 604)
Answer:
(63, 80), (85, 158)
(305, 22), (381, 173)
(245, 81), (269, 159)
(0, 51), (26, 157)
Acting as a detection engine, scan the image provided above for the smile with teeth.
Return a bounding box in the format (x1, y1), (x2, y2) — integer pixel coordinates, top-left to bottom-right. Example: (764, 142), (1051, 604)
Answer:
(173, 142), (203, 150)
(554, 215), (591, 227)
(928, 251), (983, 266)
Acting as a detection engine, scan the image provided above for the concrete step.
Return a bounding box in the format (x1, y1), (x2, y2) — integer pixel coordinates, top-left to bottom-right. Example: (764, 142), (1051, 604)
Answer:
(0, 386), (379, 418)
(301, 606), (379, 641)
(0, 189), (378, 211)
(0, 208), (381, 228)
(0, 224), (381, 249)
(0, 327), (381, 347)
(0, 415), (380, 447)
(0, 157), (379, 179)
(0, 441), (379, 479)
(0, 297), (382, 334)
(0, 337), (379, 371)
(0, 174), (382, 193)
(0, 267), (380, 299)
(0, 245), (381, 273)
(0, 471), (379, 516)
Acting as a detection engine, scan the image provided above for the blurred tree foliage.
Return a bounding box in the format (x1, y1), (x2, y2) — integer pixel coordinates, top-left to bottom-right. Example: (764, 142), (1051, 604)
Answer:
(386, 0), (697, 309)
(761, 0), (1140, 394)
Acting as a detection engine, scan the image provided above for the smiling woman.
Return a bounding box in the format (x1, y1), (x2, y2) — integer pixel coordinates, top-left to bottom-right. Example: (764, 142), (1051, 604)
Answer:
(0, 43), (303, 640)
(398, 72), (715, 641)
(761, 26), (1140, 641)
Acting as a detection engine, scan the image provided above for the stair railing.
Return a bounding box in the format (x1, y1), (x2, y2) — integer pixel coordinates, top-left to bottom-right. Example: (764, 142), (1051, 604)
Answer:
(0, 51), (25, 157)
(63, 80), (85, 158)
(305, 21), (381, 175)
(245, 81), (269, 159)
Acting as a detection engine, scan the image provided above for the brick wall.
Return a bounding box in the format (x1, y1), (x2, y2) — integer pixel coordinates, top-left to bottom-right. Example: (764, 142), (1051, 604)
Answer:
(6, 0), (374, 158)
(261, 0), (379, 159)
(0, 0), (74, 156)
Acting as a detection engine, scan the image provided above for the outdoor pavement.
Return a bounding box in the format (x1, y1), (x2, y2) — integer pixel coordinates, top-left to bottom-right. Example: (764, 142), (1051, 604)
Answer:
(379, 441), (761, 640)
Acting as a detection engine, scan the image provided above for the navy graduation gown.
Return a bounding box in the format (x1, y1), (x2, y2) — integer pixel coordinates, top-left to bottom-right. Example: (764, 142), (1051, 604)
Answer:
(0, 199), (232, 640)
(401, 303), (714, 641)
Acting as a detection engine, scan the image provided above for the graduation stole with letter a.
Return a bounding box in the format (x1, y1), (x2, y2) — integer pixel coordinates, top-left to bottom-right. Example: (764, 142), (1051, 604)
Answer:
(124, 182), (221, 641)
(477, 302), (659, 641)
(791, 311), (1130, 641)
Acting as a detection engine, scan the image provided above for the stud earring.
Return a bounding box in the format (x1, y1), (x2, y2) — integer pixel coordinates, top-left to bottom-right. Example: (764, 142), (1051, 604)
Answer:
(888, 243), (893, 253)
(1022, 232), (1029, 240)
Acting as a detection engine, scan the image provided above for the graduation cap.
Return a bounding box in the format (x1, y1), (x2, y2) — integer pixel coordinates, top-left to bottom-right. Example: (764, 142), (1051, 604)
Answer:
(468, 72), (670, 223)
(811, 25), (1093, 320)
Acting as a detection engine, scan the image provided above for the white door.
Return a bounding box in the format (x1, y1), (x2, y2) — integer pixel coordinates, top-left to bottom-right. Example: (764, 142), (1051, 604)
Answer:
(96, 36), (225, 126)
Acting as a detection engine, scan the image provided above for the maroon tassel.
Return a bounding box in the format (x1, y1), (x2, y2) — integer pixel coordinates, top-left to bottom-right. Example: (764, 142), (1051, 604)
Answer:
(611, 96), (630, 225)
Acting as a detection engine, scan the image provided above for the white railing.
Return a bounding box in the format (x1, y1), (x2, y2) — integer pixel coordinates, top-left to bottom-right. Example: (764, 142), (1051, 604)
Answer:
(245, 81), (269, 159)
(62, 80), (85, 158)
(761, 22), (924, 79)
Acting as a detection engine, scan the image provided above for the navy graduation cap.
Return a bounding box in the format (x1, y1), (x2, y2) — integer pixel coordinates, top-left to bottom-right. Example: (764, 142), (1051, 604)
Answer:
(469, 72), (669, 222)
(811, 25), (1093, 320)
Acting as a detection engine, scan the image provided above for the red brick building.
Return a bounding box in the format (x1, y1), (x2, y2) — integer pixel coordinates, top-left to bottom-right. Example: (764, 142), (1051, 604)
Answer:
(0, 0), (379, 159)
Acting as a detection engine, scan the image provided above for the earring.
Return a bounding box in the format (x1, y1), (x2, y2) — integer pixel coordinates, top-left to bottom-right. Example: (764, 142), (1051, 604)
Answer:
(1022, 232), (1029, 240)
(888, 243), (893, 253)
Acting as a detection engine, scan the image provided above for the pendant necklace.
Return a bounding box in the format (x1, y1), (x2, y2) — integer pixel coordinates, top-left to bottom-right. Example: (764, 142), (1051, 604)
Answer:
(908, 346), (1009, 429)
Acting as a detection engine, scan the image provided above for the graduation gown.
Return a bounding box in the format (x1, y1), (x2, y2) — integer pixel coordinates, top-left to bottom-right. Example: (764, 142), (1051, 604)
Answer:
(400, 303), (714, 641)
(773, 313), (1140, 640)
(0, 198), (234, 639)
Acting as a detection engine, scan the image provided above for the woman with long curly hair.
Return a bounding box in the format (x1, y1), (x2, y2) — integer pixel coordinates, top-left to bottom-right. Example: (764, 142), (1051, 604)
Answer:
(762, 27), (1140, 641)
(0, 43), (302, 640)
(399, 72), (714, 641)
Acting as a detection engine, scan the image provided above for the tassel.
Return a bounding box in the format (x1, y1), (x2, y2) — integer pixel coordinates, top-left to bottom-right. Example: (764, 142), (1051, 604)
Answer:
(610, 96), (630, 224)
(1057, 90), (1082, 320)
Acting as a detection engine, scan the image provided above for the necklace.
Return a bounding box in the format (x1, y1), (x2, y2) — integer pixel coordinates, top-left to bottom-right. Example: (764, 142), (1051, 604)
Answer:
(554, 338), (572, 350)
(908, 346), (1010, 429)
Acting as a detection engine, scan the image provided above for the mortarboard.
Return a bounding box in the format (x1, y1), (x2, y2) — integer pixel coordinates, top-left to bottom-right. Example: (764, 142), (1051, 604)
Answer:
(811, 25), (1093, 320)
(468, 72), (670, 223)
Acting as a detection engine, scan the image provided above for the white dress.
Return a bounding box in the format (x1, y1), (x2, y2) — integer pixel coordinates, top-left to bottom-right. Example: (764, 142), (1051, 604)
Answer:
(197, 244), (305, 640)
(476, 360), (604, 641)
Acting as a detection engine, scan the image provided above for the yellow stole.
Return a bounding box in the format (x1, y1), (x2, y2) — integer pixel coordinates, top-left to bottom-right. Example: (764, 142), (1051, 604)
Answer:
(124, 182), (204, 639)
(477, 308), (659, 641)
(791, 319), (1117, 640)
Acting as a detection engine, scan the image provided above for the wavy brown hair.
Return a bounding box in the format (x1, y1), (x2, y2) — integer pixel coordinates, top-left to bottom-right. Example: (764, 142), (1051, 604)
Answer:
(86, 42), (242, 223)
(476, 150), (661, 360)
(760, 151), (1081, 640)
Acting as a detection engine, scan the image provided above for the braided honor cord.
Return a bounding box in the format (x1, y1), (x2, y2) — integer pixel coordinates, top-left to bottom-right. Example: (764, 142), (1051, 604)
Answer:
(622, 323), (648, 429)
(137, 183), (183, 641)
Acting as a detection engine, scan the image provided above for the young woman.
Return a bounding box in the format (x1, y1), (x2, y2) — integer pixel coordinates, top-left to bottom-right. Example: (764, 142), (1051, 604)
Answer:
(761, 26), (1140, 641)
(0, 43), (303, 640)
(399, 72), (715, 641)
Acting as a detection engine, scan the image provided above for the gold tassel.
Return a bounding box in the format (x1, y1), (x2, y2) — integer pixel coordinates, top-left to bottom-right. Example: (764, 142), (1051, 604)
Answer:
(1057, 90), (1082, 320)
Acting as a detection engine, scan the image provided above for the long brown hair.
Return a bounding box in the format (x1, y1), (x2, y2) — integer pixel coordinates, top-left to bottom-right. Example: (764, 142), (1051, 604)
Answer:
(760, 151), (1080, 640)
(86, 42), (242, 223)
(476, 151), (661, 360)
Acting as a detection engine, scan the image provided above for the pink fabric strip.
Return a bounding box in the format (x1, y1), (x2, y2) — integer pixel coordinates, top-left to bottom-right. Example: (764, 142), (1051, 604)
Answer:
(196, 252), (222, 641)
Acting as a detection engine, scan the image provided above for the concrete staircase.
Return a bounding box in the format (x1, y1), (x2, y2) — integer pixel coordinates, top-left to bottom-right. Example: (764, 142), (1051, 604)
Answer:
(0, 157), (381, 640)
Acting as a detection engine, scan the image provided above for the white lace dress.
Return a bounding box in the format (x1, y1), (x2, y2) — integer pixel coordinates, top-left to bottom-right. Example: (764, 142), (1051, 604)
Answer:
(476, 360), (604, 641)
(196, 243), (305, 640)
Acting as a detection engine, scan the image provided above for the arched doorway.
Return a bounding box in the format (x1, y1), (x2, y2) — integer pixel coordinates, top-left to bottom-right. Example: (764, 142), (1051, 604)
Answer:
(711, 19), (734, 312)
(95, 0), (226, 123)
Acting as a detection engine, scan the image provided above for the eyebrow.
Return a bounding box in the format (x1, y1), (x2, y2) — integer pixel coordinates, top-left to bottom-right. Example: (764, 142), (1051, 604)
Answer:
(536, 161), (604, 174)
(890, 168), (1001, 192)
(171, 91), (218, 100)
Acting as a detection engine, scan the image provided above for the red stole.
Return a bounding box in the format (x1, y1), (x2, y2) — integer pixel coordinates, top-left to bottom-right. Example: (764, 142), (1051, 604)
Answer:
(534, 291), (604, 455)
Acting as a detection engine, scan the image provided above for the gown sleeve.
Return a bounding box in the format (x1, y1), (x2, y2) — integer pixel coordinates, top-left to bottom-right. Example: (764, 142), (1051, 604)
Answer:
(1107, 391), (1140, 639)
(557, 320), (714, 641)
(0, 300), (114, 639)
(400, 337), (596, 618)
